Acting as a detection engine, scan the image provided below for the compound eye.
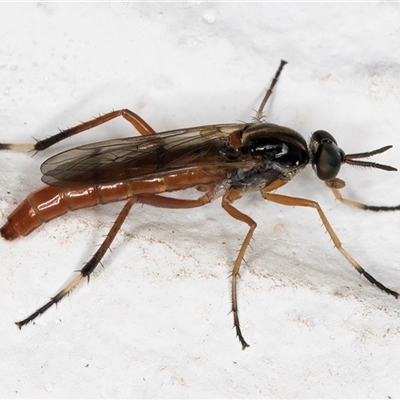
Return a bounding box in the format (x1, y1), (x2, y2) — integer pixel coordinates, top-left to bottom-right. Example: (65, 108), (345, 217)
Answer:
(312, 130), (337, 145)
(311, 131), (345, 181)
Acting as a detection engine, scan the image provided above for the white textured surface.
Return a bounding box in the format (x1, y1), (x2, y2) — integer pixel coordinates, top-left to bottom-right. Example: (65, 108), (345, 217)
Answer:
(1, 3), (400, 398)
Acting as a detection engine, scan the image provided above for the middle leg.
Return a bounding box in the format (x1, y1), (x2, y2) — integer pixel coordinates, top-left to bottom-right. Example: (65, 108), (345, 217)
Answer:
(262, 191), (399, 298)
(222, 189), (258, 349)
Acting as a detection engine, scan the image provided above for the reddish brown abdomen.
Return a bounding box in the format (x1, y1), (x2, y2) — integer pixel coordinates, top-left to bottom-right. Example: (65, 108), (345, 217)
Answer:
(1, 169), (224, 241)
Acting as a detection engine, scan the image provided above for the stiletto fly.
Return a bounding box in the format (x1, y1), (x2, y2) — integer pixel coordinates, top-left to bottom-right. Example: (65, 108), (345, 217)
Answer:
(1, 60), (399, 349)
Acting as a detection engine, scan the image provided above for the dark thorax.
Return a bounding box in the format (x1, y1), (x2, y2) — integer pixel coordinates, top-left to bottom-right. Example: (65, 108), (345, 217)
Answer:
(227, 123), (309, 192)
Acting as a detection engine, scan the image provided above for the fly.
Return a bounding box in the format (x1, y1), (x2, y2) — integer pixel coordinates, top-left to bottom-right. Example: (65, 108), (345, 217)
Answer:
(1, 60), (399, 349)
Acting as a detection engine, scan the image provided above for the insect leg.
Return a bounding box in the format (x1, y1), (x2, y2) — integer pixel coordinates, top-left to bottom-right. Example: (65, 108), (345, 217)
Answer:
(0, 109), (156, 153)
(15, 196), (138, 328)
(15, 191), (216, 329)
(261, 191), (399, 298)
(254, 59), (287, 122)
(222, 190), (257, 349)
(330, 187), (400, 212)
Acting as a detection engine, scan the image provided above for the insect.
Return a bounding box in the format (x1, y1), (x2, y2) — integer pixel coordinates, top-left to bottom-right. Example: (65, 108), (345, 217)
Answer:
(1, 61), (399, 349)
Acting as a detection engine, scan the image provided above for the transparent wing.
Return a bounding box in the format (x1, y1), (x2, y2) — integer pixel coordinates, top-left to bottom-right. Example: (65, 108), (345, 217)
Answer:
(41, 123), (251, 186)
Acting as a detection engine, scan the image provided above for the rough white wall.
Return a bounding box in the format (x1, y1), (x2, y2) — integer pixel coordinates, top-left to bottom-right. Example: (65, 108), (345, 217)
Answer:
(1, 3), (400, 398)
